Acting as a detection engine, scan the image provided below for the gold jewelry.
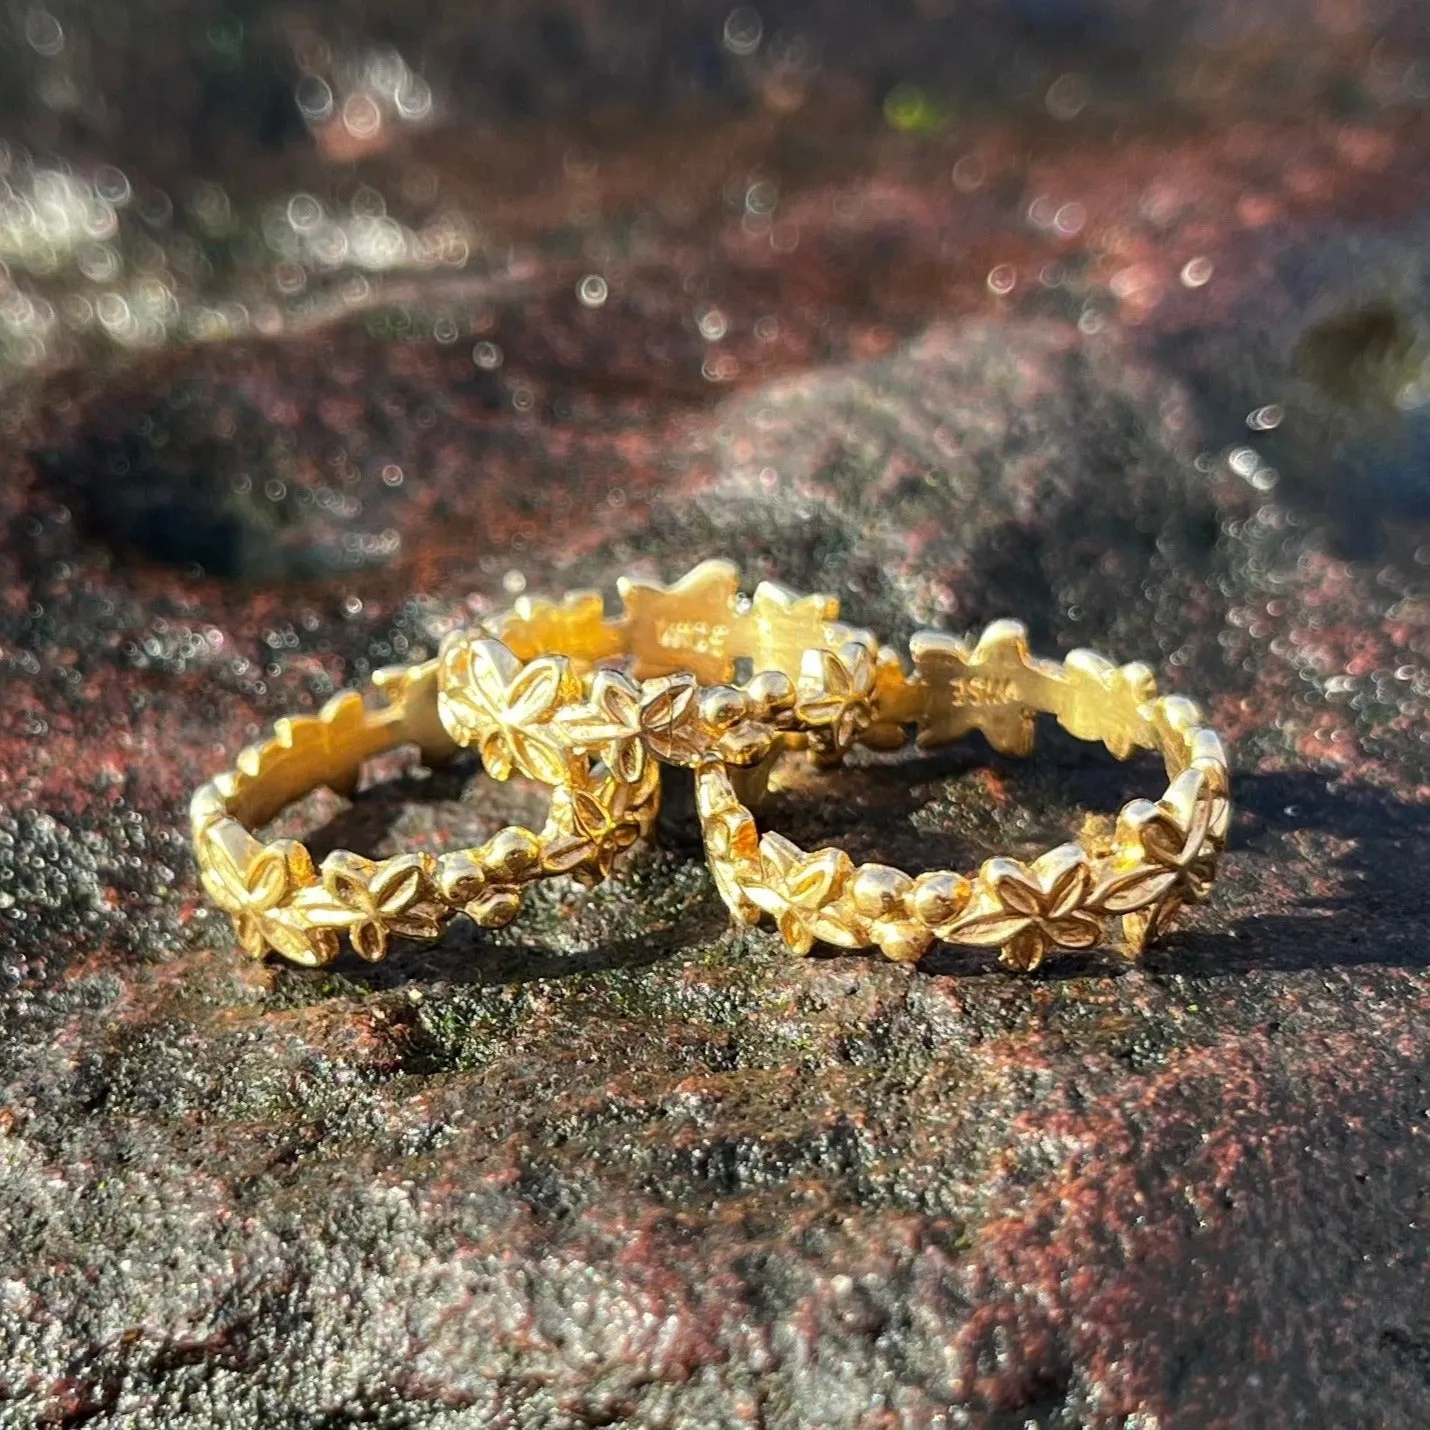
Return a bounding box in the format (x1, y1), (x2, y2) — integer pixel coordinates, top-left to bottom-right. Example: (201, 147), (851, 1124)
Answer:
(692, 619), (1230, 969)
(445, 565), (1228, 968)
(435, 559), (894, 780)
(194, 559), (1230, 973)
(191, 659), (658, 966)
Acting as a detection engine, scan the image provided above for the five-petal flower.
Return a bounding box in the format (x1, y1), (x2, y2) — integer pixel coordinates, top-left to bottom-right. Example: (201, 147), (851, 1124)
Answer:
(542, 774), (647, 886)
(297, 851), (447, 962)
(945, 843), (1101, 971)
(438, 636), (580, 783)
(747, 832), (859, 955)
(796, 640), (877, 764)
(198, 825), (333, 964)
(558, 670), (706, 781)
(1092, 767), (1220, 952)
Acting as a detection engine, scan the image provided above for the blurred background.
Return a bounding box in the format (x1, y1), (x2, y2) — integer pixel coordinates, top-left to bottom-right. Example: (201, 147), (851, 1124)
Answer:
(5, 6), (1430, 1423)
(4, 0), (1430, 771)
(2, 0), (1429, 617)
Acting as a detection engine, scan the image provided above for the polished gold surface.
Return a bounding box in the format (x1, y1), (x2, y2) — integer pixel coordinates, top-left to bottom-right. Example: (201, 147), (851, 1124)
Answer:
(195, 560), (1229, 969)
(694, 618), (1230, 968)
(191, 657), (659, 966)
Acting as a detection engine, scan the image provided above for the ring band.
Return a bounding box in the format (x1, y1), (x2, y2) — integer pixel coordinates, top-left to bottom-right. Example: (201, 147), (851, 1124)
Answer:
(191, 659), (658, 966)
(435, 559), (890, 782)
(195, 561), (1230, 972)
(692, 619), (1230, 968)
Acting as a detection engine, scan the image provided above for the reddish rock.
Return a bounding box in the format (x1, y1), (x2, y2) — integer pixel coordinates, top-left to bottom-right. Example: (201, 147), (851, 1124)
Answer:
(2, 2), (1430, 1426)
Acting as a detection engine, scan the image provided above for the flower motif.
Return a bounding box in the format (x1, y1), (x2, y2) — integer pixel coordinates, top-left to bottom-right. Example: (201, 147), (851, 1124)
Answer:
(437, 827), (544, 928)
(702, 804), (763, 926)
(747, 832), (859, 955)
(297, 851), (446, 962)
(198, 826), (334, 964)
(848, 864), (931, 963)
(558, 670), (705, 781)
(945, 844), (1102, 971)
(541, 774), (646, 887)
(1092, 767), (1221, 953)
(796, 640), (877, 765)
(437, 635), (580, 783)
(638, 674), (708, 766)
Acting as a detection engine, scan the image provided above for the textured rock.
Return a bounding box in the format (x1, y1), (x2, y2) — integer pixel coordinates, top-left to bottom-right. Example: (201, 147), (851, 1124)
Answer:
(3, 2), (1430, 1427)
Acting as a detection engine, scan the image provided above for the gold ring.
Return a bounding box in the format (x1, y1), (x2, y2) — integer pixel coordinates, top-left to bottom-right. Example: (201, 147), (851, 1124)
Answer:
(195, 560), (1230, 973)
(691, 618), (1230, 968)
(192, 659), (658, 966)
(436, 559), (889, 781)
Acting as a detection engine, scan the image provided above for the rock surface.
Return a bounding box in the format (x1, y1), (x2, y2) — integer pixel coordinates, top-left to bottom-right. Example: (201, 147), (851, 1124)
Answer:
(3, 2), (1430, 1426)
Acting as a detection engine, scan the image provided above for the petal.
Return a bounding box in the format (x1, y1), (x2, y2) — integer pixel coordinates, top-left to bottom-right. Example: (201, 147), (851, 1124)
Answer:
(505, 656), (574, 725)
(201, 865), (241, 917)
(841, 641), (876, 696)
(943, 910), (1035, 948)
(807, 904), (866, 949)
(746, 881), (790, 922)
(610, 735), (647, 786)
(1147, 891), (1187, 940)
(799, 646), (844, 701)
(469, 888), (522, 927)
(512, 729), (573, 787)
(642, 673), (699, 730)
(371, 856), (432, 916)
(1185, 853), (1218, 901)
(234, 912), (268, 958)
(982, 857), (1043, 918)
(1120, 907), (1155, 956)
(388, 910), (445, 944)
(1047, 912), (1103, 950)
(1095, 866), (1177, 915)
(592, 669), (642, 728)
(297, 890), (367, 930)
(787, 848), (853, 908)
(706, 808), (760, 875)
(350, 920), (389, 962)
(777, 911), (816, 955)
(563, 788), (607, 841)
(757, 831), (803, 882)
(246, 846), (293, 910)
(540, 833), (596, 875)
(795, 693), (847, 728)
(467, 639), (523, 709)
(478, 729), (515, 782)
(266, 909), (338, 967)
(1142, 813), (1188, 870)
(201, 822), (252, 896)
(999, 926), (1048, 972)
(838, 702), (871, 748)
(1035, 844), (1091, 915)
(321, 851), (378, 910)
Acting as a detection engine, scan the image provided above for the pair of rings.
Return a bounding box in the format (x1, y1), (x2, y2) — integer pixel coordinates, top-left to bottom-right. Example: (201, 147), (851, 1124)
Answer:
(193, 560), (1230, 972)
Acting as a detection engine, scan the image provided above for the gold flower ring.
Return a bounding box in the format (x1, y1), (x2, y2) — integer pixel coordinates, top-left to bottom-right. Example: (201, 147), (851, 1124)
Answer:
(192, 659), (657, 966)
(687, 618), (1230, 970)
(436, 558), (901, 786)
(447, 563), (1228, 970)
